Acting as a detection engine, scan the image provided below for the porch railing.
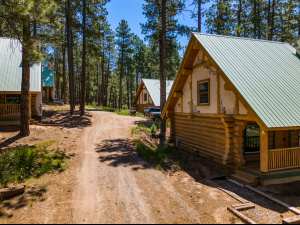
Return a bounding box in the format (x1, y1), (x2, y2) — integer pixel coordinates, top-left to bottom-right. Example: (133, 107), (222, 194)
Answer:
(0, 104), (21, 117)
(269, 147), (300, 171)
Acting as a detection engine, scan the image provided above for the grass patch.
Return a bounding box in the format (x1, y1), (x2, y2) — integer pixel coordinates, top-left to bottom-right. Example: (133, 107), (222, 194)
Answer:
(41, 182), (51, 189)
(36, 140), (57, 148)
(115, 110), (131, 116)
(131, 123), (161, 136)
(0, 141), (70, 189)
(133, 139), (188, 169)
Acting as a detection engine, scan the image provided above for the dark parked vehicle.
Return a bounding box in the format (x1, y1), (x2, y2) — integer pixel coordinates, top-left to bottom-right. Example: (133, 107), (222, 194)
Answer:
(53, 98), (64, 105)
(150, 111), (161, 122)
(147, 107), (160, 117)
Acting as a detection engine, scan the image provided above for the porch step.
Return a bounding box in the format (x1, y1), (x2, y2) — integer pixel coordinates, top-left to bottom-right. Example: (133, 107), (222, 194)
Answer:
(30, 119), (40, 125)
(230, 174), (259, 186)
(235, 170), (260, 183)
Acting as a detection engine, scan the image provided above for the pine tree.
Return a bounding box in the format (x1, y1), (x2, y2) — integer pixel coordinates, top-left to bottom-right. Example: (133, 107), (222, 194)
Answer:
(206, 0), (234, 35)
(115, 20), (133, 110)
(0, 0), (57, 136)
(190, 0), (210, 32)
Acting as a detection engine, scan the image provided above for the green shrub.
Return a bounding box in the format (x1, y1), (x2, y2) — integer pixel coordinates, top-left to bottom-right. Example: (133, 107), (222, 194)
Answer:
(0, 142), (70, 188)
(134, 139), (169, 166)
(116, 110), (131, 116)
(150, 124), (158, 134)
(133, 139), (188, 170)
(122, 105), (128, 110)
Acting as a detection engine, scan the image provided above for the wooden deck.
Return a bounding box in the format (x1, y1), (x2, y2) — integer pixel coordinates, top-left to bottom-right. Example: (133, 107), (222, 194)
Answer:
(0, 104), (21, 118)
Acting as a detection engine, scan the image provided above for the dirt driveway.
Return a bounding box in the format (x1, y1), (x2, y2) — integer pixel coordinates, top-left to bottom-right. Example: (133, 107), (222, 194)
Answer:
(70, 109), (239, 224)
(0, 109), (241, 224)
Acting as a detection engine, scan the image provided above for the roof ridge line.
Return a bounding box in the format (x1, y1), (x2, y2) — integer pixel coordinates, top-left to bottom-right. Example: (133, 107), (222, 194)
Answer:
(192, 32), (290, 45)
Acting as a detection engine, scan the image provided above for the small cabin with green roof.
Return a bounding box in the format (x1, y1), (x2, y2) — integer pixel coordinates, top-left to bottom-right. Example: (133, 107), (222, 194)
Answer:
(0, 37), (43, 125)
(42, 60), (55, 102)
(162, 33), (300, 185)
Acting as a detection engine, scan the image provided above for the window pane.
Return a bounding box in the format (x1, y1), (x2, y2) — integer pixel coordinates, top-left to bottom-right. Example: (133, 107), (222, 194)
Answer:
(199, 93), (208, 104)
(198, 81), (209, 104)
(6, 95), (21, 104)
(199, 82), (208, 93)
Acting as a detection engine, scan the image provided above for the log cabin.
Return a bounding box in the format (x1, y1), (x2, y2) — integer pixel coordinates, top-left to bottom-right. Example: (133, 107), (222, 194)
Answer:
(0, 37), (43, 125)
(42, 60), (55, 102)
(133, 79), (174, 113)
(162, 33), (300, 185)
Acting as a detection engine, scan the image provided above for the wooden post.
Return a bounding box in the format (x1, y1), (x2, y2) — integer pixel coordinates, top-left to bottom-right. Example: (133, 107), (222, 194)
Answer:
(190, 75), (193, 115)
(181, 97), (183, 113)
(260, 129), (269, 173)
(217, 73), (220, 114)
(47, 87), (50, 100)
(29, 94), (32, 118)
(235, 96), (240, 115)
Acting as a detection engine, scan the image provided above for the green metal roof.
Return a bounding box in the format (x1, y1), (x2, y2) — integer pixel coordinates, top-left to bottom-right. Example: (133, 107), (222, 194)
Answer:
(0, 37), (42, 92)
(193, 33), (300, 128)
(143, 79), (174, 106)
(42, 60), (54, 87)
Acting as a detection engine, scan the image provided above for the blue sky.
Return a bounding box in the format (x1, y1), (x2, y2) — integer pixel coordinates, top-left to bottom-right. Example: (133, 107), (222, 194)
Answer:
(106, 0), (211, 51)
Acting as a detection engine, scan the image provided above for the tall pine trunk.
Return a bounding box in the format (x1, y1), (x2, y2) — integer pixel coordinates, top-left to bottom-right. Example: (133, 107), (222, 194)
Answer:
(20, 17), (31, 137)
(101, 56), (105, 106)
(198, 0), (202, 32)
(55, 55), (60, 100)
(269, 0), (276, 40)
(66, 0), (75, 115)
(119, 49), (124, 110)
(62, 43), (67, 104)
(160, 0), (167, 140)
(80, 0), (87, 116)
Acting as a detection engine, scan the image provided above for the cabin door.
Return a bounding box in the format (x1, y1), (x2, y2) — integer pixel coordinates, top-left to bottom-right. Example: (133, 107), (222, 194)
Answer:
(274, 131), (289, 149)
(244, 125), (260, 154)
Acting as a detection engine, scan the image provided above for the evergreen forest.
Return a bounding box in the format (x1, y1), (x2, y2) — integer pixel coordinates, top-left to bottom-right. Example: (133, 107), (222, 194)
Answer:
(0, 0), (299, 136)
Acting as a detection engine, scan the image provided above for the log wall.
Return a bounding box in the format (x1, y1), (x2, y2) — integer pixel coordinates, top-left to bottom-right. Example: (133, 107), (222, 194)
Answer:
(0, 94), (4, 104)
(136, 103), (154, 113)
(174, 113), (234, 165)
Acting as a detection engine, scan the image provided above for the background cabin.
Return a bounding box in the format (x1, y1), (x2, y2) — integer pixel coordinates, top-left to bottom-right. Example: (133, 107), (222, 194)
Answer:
(0, 37), (43, 125)
(133, 79), (174, 113)
(42, 60), (55, 102)
(163, 33), (300, 185)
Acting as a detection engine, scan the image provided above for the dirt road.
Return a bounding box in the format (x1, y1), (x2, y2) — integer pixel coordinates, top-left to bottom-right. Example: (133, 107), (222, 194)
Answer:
(72, 110), (238, 224)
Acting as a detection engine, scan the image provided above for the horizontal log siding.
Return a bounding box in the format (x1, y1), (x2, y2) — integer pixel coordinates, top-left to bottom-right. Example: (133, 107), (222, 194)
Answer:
(0, 94), (4, 104)
(174, 114), (228, 164)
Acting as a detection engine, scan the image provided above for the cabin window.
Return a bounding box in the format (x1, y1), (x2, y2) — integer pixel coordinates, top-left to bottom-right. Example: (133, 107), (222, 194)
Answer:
(144, 93), (147, 102)
(6, 94), (21, 105)
(197, 79), (210, 105)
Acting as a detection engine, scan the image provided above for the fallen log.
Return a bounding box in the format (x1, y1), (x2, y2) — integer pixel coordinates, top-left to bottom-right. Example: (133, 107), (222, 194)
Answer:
(0, 186), (25, 200)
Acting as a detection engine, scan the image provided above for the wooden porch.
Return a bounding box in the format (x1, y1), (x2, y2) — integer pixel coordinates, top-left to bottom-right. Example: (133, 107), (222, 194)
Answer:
(0, 103), (32, 118)
(268, 147), (300, 171)
(260, 130), (300, 173)
(0, 104), (21, 118)
(234, 129), (300, 185)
